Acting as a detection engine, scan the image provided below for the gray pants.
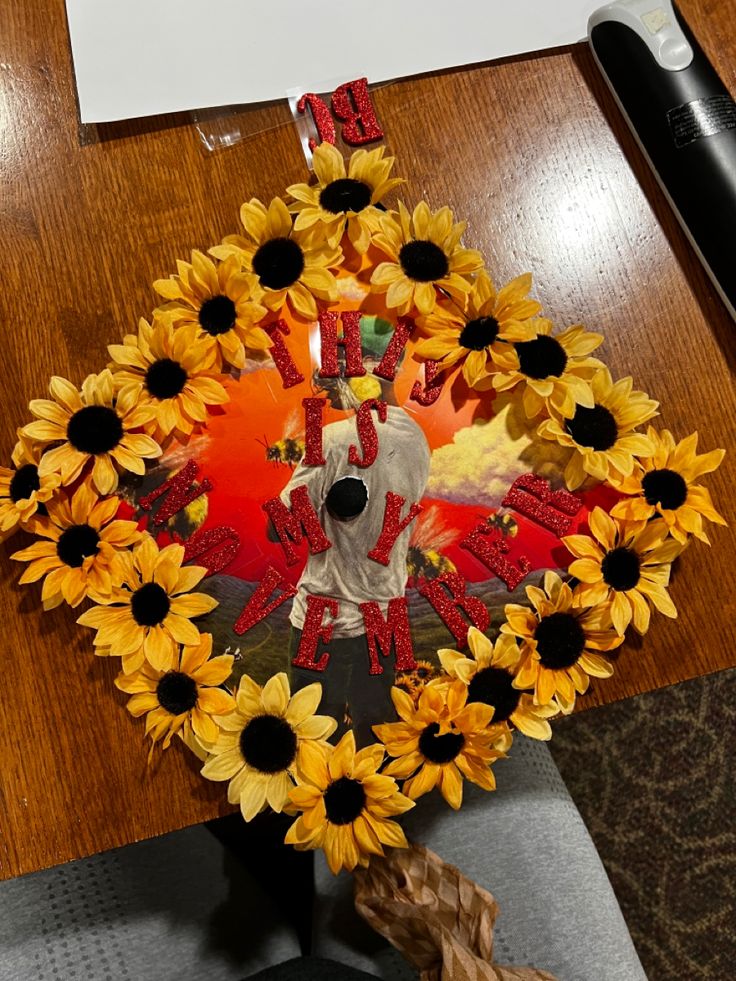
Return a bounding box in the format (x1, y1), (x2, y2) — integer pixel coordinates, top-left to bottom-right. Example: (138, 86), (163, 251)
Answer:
(289, 628), (395, 748)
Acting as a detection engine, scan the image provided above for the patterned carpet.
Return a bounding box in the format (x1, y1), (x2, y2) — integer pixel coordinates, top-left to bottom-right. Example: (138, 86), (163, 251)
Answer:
(549, 668), (736, 981)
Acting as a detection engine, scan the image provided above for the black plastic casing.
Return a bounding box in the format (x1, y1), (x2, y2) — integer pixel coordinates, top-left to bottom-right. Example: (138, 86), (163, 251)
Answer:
(590, 7), (736, 319)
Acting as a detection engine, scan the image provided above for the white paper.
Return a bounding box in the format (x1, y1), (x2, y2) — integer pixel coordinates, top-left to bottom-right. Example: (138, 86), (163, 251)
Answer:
(65, 1), (600, 124)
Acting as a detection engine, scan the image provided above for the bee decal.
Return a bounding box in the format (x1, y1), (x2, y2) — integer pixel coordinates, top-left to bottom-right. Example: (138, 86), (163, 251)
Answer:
(480, 508), (519, 539)
(406, 505), (457, 585)
(257, 409), (305, 468)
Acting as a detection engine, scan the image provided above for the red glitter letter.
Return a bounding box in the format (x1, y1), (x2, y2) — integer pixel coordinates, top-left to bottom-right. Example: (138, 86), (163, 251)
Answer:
(302, 397), (326, 466)
(331, 78), (384, 146)
(502, 473), (582, 537)
(410, 360), (445, 406)
(348, 399), (387, 468)
(264, 320), (304, 389)
(418, 572), (490, 648)
(291, 594), (338, 672)
(180, 525), (240, 576)
(368, 492), (423, 566)
(359, 598), (416, 675)
(318, 310), (366, 378)
(262, 485), (331, 567)
(139, 459), (212, 526)
(234, 567), (297, 636)
(374, 318), (413, 381)
(461, 525), (532, 592)
(296, 92), (336, 151)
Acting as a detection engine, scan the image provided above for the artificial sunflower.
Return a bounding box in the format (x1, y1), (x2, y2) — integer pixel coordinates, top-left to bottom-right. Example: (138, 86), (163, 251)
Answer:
(394, 659), (441, 704)
(374, 680), (504, 809)
(23, 371), (161, 495)
(413, 271), (541, 387)
(77, 535), (218, 673)
(153, 251), (269, 370)
(563, 506), (684, 636)
(370, 201), (483, 316)
(210, 196), (341, 320)
(609, 427), (726, 545)
(286, 142), (404, 252)
(0, 430), (61, 541)
(537, 366), (658, 490)
(107, 318), (229, 440)
(115, 634), (235, 751)
(11, 480), (140, 609)
(489, 318), (604, 419)
(438, 627), (558, 740)
(500, 570), (623, 713)
(285, 729), (415, 875)
(200, 672), (337, 822)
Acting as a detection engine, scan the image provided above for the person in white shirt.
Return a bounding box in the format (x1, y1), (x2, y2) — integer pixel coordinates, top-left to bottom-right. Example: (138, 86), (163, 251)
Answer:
(278, 318), (430, 744)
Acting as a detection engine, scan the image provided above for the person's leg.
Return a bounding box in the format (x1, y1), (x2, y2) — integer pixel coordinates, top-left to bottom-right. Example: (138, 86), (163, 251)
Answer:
(290, 630), (395, 746)
(312, 736), (647, 981)
(345, 634), (396, 749)
(289, 628), (352, 737)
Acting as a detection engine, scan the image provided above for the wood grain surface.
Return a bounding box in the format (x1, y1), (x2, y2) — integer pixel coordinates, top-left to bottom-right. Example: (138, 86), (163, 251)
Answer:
(0, 0), (734, 880)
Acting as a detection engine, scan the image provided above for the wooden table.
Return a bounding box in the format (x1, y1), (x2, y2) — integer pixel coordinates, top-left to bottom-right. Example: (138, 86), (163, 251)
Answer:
(1, 0), (734, 881)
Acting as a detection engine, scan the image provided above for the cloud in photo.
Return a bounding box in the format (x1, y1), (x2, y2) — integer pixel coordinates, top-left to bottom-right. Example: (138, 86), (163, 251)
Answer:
(427, 399), (571, 508)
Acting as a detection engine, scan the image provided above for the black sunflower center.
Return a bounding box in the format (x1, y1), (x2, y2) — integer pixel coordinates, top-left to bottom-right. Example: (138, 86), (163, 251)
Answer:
(515, 335), (568, 380)
(399, 241), (449, 283)
(198, 295), (237, 336)
(325, 476), (368, 520)
(324, 776), (366, 825)
(601, 546), (641, 591)
(66, 405), (123, 455)
(9, 463), (40, 503)
(130, 582), (170, 627)
(239, 714), (297, 774)
(534, 612), (586, 669)
(319, 178), (372, 214)
(252, 238), (305, 291)
(56, 524), (100, 568)
(565, 405), (618, 452)
(145, 358), (188, 399)
(156, 670), (198, 715)
(459, 316), (499, 351)
(467, 666), (521, 723)
(642, 468), (688, 510)
(418, 722), (465, 764)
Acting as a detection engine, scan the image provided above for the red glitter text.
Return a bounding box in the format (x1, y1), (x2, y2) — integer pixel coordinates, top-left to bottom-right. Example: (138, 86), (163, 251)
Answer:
(139, 459), (212, 526)
(179, 525), (240, 576)
(234, 566), (297, 636)
(461, 525), (532, 592)
(410, 360), (445, 406)
(318, 310), (366, 378)
(262, 485), (331, 567)
(374, 318), (413, 381)
(296, 93), (336, 151)
(264, 320), (305, 390)
(331, 78), (384, 146)
(359, 597), (417, 675)
(302, 397), (327, 466)
(502, 473), (582, 537)
(291, 595), (338, 672)
(418, 572), (490, 649)
(348, 399), (387, 468)
(368, 492), (423, 566)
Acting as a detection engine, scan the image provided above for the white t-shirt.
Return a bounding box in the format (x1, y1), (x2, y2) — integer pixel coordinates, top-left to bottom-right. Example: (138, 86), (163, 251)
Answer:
(280, 405), (430, 638)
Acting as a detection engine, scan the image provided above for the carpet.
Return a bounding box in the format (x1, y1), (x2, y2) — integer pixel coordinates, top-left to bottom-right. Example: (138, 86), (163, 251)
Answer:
(549, 669), (736, 981)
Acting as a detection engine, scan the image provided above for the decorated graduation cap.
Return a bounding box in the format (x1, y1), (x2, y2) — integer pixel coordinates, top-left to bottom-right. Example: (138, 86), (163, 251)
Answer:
(2, 142), (725, 880)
